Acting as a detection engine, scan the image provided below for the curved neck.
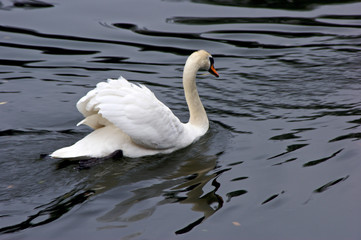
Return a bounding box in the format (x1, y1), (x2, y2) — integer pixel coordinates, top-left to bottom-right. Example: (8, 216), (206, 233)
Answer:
(182, 59), (209, 129)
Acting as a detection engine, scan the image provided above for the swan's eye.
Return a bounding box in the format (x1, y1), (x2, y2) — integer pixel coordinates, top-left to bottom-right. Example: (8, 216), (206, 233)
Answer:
(208, 56), (219, 77)
(209, 56), (214, 66)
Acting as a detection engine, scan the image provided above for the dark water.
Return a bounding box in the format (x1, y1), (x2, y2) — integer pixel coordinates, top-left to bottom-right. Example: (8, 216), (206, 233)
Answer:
(1, 0), (361, 239)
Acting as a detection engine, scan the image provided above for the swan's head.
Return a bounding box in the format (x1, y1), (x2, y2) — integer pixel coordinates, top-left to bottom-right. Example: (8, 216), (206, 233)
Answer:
(188, 50), (219, 77)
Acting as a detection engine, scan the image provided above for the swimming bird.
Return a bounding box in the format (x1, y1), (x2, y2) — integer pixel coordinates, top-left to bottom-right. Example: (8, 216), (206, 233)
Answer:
(50, 50), (219, 159)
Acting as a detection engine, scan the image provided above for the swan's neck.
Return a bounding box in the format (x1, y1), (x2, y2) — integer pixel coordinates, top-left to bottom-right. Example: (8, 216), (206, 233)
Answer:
(183, 60), (209, 130)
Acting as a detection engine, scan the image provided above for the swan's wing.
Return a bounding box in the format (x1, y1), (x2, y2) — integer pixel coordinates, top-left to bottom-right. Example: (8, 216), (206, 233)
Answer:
(76, 77), (184, 149)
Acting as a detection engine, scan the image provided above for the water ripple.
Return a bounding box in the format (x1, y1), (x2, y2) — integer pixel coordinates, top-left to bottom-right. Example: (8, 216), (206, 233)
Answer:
(1, 0), (361, 238)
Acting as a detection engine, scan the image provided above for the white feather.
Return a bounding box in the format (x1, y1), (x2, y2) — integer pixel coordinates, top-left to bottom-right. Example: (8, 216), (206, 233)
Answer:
(92, 77), (184, 149)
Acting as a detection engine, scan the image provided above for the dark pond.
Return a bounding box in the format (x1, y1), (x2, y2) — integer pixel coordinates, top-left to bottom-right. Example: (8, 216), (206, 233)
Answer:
(1, 0), (361, 239)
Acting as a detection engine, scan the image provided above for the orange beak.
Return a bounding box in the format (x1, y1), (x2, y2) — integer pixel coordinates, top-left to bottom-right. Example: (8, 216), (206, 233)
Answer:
(209, 64), (219, 77)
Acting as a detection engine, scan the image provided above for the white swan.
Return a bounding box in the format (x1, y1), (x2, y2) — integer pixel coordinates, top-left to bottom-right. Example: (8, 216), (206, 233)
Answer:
(50, 50), (219, 159)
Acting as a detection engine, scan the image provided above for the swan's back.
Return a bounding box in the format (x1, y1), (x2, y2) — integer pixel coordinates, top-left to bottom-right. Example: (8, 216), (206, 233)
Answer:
(77, 77), (185, 150)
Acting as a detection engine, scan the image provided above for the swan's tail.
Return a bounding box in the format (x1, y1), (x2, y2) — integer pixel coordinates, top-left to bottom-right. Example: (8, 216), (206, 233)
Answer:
(50, 125), (126, 159)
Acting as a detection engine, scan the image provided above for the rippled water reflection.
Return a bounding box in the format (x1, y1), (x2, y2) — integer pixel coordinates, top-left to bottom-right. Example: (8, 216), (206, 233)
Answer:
(1, 0), (361, 239)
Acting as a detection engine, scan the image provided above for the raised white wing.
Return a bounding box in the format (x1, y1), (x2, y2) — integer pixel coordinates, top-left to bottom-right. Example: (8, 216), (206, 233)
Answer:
(76, 77), (184, 149)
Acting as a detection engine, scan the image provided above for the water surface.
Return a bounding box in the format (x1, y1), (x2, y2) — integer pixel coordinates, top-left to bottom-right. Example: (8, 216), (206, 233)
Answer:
(1, 0), (361, 239)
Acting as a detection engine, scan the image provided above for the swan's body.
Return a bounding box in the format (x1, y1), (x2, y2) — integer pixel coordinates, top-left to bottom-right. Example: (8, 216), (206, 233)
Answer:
(50, 50), (219, 159)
